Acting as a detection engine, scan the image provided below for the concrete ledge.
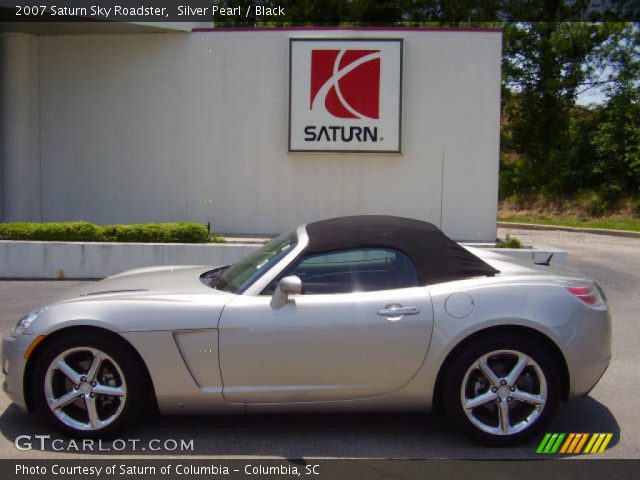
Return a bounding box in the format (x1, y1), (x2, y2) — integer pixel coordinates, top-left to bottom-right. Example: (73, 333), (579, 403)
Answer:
(498, 221), (640, 238)
(0, 241), (261, 279)
(488, 244), (567, 265)
(0, 240), (566, 279)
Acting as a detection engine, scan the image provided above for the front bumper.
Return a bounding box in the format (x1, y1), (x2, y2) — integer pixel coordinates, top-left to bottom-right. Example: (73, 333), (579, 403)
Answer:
(1, 334), (34, 411)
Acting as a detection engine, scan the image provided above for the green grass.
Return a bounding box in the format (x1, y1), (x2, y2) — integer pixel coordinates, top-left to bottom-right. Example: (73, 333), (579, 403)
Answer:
(0, 222), (218, 243)
(499, 215), (640, 232)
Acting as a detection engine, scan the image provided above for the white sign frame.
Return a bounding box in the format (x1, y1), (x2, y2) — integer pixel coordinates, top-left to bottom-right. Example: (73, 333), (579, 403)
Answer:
(288, 38), (403, 153)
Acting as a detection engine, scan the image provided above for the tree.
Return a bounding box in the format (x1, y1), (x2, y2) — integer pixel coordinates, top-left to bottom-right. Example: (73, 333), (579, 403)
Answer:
(589, 24), (640, 202)
(502, 20), (625, 179)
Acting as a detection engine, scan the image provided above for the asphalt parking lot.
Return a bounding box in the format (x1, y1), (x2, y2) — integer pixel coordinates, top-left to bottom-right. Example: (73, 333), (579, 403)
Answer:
(0, 228), (638, 460)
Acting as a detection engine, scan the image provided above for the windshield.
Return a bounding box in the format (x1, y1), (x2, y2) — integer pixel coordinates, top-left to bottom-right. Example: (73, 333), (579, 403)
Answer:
(214, 229), (298, 294)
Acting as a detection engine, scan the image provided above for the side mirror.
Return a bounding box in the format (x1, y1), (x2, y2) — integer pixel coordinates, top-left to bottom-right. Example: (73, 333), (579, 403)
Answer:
(270, 275), (302, 310)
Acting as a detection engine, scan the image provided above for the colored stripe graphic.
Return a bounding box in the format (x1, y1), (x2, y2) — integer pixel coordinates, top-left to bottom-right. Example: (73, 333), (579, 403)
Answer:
(574, 433), (589, 453)
(584, 433), (614, 454)
(563, 433), (586, 453)
(537, 433), (612, 454)
(537, 433), (552, 453)
(544, 433), (558, 453)
(550, 433), (565, 453)
(584, 433), (599, 453)
(537, 433), (566, 453)
(591, 434), (606, 453)
(559, 433), (575, 453)
(597, 433), (613, 453)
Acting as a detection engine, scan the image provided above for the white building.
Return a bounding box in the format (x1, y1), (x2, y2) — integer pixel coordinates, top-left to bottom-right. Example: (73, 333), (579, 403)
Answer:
(0, 23), (501, 241)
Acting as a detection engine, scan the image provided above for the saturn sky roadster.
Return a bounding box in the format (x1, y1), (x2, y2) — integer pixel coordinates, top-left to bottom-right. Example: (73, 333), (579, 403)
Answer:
(2, 216), (610, 444)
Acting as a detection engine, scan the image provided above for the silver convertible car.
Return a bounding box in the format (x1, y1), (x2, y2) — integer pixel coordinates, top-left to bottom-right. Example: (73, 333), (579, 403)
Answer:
(2, 216), (610, 444)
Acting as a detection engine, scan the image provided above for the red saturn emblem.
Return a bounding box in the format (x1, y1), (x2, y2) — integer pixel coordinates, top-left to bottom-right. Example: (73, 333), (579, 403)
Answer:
(310, 49), (381, 119)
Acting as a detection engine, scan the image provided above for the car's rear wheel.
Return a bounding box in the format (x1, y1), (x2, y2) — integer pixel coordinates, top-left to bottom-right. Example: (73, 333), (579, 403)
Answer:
(442, 333), (561, 446)
(31, 332), (147, 437)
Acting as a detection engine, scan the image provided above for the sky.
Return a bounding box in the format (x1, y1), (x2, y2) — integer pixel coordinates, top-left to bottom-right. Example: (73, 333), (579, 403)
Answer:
(576, 87), (607, 106)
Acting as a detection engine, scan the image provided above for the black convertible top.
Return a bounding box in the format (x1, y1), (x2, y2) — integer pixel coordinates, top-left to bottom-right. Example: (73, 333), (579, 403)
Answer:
(304, 215), (499, 285)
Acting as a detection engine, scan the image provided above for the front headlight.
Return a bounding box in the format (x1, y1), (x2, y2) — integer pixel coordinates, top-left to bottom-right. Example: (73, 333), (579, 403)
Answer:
(11, 308), (45, 337)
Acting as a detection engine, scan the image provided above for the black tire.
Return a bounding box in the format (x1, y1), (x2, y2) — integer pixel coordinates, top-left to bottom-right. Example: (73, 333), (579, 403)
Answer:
(31, 331), (148, 438)
(442, 332), (561, 446)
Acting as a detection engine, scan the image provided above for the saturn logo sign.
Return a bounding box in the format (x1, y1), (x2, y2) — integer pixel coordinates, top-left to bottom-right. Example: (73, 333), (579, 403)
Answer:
(289, 39), (402, 152)
(310, 49), (381, 119)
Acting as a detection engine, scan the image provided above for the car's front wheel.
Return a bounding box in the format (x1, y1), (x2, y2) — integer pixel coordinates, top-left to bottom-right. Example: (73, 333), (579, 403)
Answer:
(31, 332), (147, 437)
(442, 333), (561, 446)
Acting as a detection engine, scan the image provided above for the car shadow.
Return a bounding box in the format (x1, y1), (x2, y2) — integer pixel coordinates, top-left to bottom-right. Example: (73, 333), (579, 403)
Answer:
(0, 395), (619, 459)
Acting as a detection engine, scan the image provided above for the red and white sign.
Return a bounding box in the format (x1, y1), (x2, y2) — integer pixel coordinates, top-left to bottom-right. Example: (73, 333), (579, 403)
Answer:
(289, 39), (402, 152)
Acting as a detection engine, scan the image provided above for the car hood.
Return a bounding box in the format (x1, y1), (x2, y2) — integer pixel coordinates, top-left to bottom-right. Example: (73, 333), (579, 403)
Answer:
(25, 265), (238, 334)
(47, 265), (225, 305)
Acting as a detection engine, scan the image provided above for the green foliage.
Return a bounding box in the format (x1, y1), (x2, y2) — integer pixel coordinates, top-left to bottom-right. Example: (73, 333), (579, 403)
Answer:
(99, 223), (210, 243)
(591, 84), (640, 196)
(0, 222), (211, 243)
(499, 155), (531, 197)
(0, 222), (101, 242)
(502, 21), (624, 169)
(500, 20), (640, 202)
(495, 234), (523, 248)
(210, 235), (227, 244)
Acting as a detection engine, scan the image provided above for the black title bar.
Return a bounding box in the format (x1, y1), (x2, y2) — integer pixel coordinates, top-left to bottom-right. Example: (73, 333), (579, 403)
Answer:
(2, 459), (640, 480)
(1, 1), (638, 24)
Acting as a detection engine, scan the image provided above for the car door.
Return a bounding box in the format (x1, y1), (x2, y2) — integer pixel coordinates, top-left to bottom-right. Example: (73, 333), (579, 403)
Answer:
(218, 247), (434, 404)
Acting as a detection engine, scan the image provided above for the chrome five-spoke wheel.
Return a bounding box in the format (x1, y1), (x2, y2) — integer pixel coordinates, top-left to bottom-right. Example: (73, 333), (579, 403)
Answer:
(44, 347), (127, 431)
(461, 350), (547, 436)
(443, 334), (560, 445)
(33, 332), (147, 436)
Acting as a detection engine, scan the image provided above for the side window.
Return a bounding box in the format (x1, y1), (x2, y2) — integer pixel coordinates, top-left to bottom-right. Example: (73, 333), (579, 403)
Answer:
(264, 248), (419, 295)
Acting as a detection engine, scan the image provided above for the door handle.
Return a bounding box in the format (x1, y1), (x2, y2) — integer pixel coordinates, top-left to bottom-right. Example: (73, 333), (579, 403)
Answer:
(377, 305), (420, 319)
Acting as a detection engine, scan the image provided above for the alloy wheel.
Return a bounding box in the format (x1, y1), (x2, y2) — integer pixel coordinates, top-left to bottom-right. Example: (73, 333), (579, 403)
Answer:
(460, 349), (547, 436)
(44, 346), (127, 431)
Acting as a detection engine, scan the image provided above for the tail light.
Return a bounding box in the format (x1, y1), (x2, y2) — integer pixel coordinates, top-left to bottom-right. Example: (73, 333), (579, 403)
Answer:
(565, 281), (604, 307)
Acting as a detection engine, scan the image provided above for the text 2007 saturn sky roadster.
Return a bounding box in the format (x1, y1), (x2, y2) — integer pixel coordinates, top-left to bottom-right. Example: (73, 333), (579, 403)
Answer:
(2, 216), (610, 444)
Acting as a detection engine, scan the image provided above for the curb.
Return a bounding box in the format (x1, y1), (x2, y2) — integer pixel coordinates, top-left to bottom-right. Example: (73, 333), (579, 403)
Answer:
(497, 222), (640, 239)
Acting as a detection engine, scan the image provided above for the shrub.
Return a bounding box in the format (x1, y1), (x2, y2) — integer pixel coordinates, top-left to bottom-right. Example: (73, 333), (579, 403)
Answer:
(0, 221), (101, 242)
(495, 234), (523, 249)
(101, 223), (210, 243)
(0, 222), (211, 243)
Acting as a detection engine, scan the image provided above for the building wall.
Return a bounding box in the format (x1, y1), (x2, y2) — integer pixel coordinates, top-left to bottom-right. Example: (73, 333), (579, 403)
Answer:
(0, 33), (41, 221)
(2, 29), (501, 241)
